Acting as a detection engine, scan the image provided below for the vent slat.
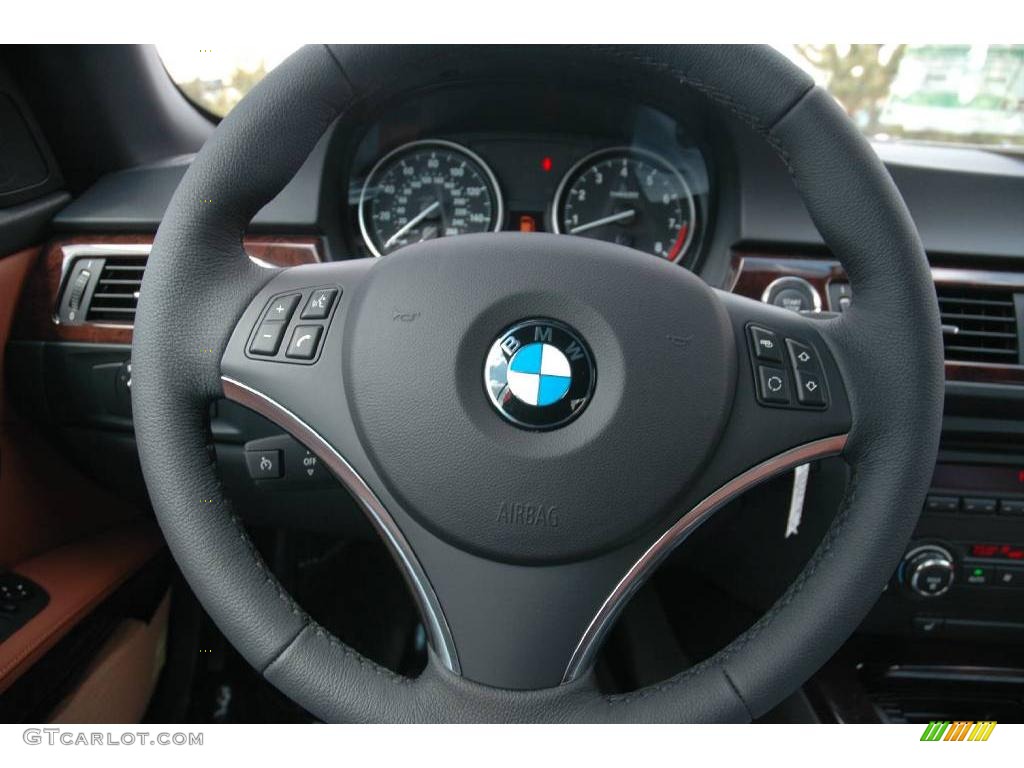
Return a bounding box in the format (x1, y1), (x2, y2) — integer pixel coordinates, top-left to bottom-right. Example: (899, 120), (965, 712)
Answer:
(86, 255), (147, 324)
(938, 296), (1015, 308)
(940, 312), (1016, 324)
(945, 345), (1019, 358)
(949, 330), (1019, 339)
(936, 284), (1020, 364)
(87, 306), (137, 314)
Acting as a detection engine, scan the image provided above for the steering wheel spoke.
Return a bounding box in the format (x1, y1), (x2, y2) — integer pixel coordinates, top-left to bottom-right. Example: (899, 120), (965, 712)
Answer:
(221, 259), (370, 430)
(557, 291), (854, 681)
(401, 530), (646, 689)
(219, 259), (470, 671)
(695, 290), (852, 495)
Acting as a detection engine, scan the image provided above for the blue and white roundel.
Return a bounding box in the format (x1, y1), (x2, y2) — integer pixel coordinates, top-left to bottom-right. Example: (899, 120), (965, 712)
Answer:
(506, 343), (572, 407)
(484, 319), (595, 430)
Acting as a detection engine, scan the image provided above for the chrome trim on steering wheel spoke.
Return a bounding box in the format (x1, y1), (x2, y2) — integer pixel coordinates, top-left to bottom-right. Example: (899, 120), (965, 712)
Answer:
(221, 376), (461, 676)
(562, 433), (849, 683)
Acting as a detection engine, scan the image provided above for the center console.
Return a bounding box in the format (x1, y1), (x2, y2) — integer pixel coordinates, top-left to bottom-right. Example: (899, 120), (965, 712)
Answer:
(871, 460), (1024, 641)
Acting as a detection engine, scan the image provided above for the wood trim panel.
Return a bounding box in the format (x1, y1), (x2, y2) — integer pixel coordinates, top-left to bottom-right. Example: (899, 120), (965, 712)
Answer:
(730, 251), (1024, 387)
(242, 235), (323, 268)
(9, 234), (324, 344)
(0, 520), (164, 694)
(728, 253), (846, 306)
(943, 361), (1024, 386)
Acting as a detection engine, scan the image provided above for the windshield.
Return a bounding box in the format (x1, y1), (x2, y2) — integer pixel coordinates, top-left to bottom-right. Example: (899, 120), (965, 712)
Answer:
(158, 44), (1024, 151)
(779, 44), (1024, 151)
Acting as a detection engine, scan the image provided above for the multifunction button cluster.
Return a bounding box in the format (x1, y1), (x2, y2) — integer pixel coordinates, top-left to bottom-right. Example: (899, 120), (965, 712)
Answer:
(0, 575), (32, 609)
(247, 287), (340, 365)
(898, 541), (1024, 599)
(961, 558), (1024, 590)
(746, 324), (828, 409)
(0, 573), (47, 643)
(924, 494), (1024, 517)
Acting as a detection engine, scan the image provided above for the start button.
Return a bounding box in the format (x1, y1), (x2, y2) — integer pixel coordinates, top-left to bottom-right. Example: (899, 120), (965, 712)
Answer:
(762, 276), (821, 313)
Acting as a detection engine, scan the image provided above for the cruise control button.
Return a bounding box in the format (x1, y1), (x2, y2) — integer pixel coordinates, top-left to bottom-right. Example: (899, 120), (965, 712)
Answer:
(301, 288), (338, 320)
(757, 365), (790, 404)
(749, 326), (782, 363)
(786, 338), (821, 373)
(264, 294), (300, 323)
(245, 449), (282, 479)
(299, 450), (324, 482)
(249, 321), (286, 355)
(285, 325), (323, 360)
(794, 370), (826, 406)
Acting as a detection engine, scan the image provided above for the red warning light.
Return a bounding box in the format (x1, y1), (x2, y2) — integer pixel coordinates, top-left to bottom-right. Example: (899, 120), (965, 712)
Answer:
(541, 156), (553, 173)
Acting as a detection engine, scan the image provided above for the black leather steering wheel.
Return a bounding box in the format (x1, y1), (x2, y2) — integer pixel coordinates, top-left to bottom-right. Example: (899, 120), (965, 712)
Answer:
(131, 45), (944, 722)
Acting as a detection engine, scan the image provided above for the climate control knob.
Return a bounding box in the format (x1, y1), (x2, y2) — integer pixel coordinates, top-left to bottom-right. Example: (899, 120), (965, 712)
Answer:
(902, 545), (955, 598)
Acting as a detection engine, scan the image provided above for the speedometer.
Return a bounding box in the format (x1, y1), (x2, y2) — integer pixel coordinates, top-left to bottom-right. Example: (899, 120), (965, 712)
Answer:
(552, 147), (697, 263)
(358, 139), (504, 257)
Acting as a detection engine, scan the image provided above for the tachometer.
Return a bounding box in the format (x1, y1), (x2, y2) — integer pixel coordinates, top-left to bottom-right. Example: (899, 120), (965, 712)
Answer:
(358, 139), (504, 257)
(552, 147), (696, 263)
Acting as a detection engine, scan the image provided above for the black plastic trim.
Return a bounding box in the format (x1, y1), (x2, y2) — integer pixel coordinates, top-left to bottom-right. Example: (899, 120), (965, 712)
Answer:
(0, 192), (69, 256)
(734, 134), (1024, 261)
(53, 129), (333, 236)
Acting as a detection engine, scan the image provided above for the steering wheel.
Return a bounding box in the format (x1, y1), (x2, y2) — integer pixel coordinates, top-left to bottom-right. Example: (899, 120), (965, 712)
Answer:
(132, 45), (943, 722)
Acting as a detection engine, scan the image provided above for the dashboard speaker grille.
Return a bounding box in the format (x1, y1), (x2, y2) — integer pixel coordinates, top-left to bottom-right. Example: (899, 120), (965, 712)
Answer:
(85, 256), (147, 324)
(938, 284), (1019, 364)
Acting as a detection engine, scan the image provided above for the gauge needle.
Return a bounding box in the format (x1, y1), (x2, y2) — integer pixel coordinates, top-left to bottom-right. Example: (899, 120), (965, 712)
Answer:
(569, 209), (636, 235)
(383, 200), (441, 250)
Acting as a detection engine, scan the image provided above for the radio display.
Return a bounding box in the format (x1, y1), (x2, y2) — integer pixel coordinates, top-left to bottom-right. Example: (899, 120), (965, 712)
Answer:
(970, 543), (1024, 561)
(932, 463), (1024, 494)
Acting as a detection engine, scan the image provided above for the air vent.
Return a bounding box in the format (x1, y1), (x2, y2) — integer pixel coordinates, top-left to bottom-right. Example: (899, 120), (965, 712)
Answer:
(85, 256), (147, 324)
(937, 284), (1020, 364)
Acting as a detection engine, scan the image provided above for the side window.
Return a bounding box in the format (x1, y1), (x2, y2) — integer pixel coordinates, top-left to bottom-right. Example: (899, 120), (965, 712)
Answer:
(157, 45), (301, 119)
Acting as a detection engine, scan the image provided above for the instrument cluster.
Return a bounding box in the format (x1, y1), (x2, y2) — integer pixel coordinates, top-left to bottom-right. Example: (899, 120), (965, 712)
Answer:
(344, 92), (712, 269)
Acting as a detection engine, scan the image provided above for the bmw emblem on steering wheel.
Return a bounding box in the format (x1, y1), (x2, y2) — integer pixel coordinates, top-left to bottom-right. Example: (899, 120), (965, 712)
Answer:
(484, 319), (596, 430)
